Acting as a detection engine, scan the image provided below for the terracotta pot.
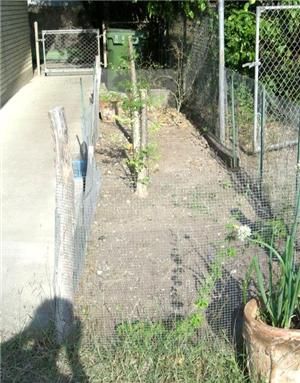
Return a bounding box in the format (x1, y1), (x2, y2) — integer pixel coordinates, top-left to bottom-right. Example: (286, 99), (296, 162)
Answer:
(243, 299), (300, 383)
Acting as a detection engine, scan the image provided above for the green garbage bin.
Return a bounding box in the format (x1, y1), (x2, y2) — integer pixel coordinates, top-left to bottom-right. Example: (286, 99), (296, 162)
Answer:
(106, 28), (145, 90)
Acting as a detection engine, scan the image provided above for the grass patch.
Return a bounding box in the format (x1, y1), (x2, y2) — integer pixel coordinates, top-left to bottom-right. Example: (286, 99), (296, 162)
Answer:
(1, 320), (252, 383)
(81, 322), (250, 383)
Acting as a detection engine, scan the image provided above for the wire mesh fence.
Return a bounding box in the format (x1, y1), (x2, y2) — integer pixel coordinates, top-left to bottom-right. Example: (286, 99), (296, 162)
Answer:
(50, 58), (101, 339)
(183, 14), (219, 138)
(69, 8), (300, 345)
(42, 29), (100, 74)
(181, 8), (300, 228)
(73, 60), (101, 289)
(45, 4), (300, 347)
(224, 68), (300, 229)
(75, 169), (299, 345)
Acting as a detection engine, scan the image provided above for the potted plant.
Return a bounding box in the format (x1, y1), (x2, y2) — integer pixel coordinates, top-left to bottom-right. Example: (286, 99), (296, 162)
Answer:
(238, 191), (300, 382)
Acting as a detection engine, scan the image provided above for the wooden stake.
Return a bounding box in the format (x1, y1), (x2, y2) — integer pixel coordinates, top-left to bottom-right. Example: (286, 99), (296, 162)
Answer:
(128, 36), (140, 153)
(136, 89), (148, 198)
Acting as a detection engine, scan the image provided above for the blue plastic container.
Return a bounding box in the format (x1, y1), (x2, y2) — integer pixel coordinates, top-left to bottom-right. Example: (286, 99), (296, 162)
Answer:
(72, 159), (87, 178)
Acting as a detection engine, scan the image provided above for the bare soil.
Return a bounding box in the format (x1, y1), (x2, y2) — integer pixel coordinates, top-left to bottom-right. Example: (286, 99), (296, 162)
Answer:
(75, 108), (266, 341)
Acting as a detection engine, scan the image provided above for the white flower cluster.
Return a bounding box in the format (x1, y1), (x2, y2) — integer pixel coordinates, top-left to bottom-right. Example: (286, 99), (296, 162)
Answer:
(237, 225), (252, 242)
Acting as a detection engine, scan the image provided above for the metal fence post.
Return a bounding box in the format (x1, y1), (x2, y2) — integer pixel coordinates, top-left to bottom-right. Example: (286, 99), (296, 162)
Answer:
(42, 30), (47, 76)
(91, 56), (101, 145)
(218, 0), (226, 144)
(128, 36), (140, 154)
(97, 29), (101, 60)
(102, 23), (108, 68)
(231, 73), (238, 168)
(253, 6), (262, 153)
(136, 89), (148, 198)
(49, 106), (75, 344)
(34, 21), (41, 76)
(259, 87), (265, 181)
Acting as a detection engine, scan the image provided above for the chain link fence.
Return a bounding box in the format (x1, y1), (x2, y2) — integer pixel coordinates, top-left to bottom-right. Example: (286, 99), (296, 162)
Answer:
(256, 5), (300, 103)
(42, 29), (100, 75)
(182, 7), (300, 226)
(254, 5), (300, 152)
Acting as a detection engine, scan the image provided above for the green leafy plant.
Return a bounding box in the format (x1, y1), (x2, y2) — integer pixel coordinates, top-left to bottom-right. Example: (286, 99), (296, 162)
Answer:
(225, 0), (300, 105)
(238, 191), (300, 329)
(225, 1), (256, 72)
(126, 148), (148, 177)
(126, 143), (158, 185)
(146, 0), (209, 21)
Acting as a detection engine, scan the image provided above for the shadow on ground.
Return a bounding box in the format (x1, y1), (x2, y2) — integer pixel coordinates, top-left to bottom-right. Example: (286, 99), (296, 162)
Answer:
(1, 299), (88, 383)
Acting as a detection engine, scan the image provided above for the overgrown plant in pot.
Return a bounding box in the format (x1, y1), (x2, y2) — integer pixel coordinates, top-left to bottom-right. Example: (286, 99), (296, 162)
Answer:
(237, 190), (300, 382)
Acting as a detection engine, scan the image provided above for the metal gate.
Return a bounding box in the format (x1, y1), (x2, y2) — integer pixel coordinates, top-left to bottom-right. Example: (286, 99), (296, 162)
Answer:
(42, 29), (100, 75)
(253, 5), (300, 153)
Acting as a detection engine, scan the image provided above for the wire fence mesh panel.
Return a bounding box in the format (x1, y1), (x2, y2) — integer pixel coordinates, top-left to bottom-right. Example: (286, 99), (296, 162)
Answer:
(44, 8), (300, 350)
(184, 14), (219, 140)
(50, 59), (101, 340)
(73, 92), (300, 346)
(75, 178), (253, 342)
(49, 106), (76, 342)
(225, 68), (300, 227)
(75, 173), (298, 345)
(73, 60), (101, 289)
(257, 88), (300, 225)
(225, 70), (255, 155)
(42, 29), (100, 75)
(73, 147), (101, 291)
(80, 59), (101, 147)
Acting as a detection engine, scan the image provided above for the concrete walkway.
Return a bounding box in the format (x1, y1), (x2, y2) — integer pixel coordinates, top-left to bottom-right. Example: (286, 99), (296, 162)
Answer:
(1, 74), (92, 338)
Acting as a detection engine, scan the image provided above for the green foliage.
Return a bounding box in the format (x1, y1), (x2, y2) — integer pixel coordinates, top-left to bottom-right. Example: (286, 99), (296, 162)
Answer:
(254, 218), (287, 247)
(99, 91), (125, 104)
(121, 84), (151, 113)
(126, 144), (156, 179)
(225, 1), (256, 71)
(225, 0), (300, 103)
(146, 0), (209, 21)
(258, 4), (300, 102)
(235, 81), (254, 124)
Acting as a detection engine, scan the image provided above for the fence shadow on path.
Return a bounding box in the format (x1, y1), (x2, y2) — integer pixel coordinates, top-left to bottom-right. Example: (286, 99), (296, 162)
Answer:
(1, 298), (89, 383)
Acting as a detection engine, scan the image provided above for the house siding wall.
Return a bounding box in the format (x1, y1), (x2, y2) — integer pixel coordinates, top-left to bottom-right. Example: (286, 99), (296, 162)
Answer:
(1, 0), (33, 107)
